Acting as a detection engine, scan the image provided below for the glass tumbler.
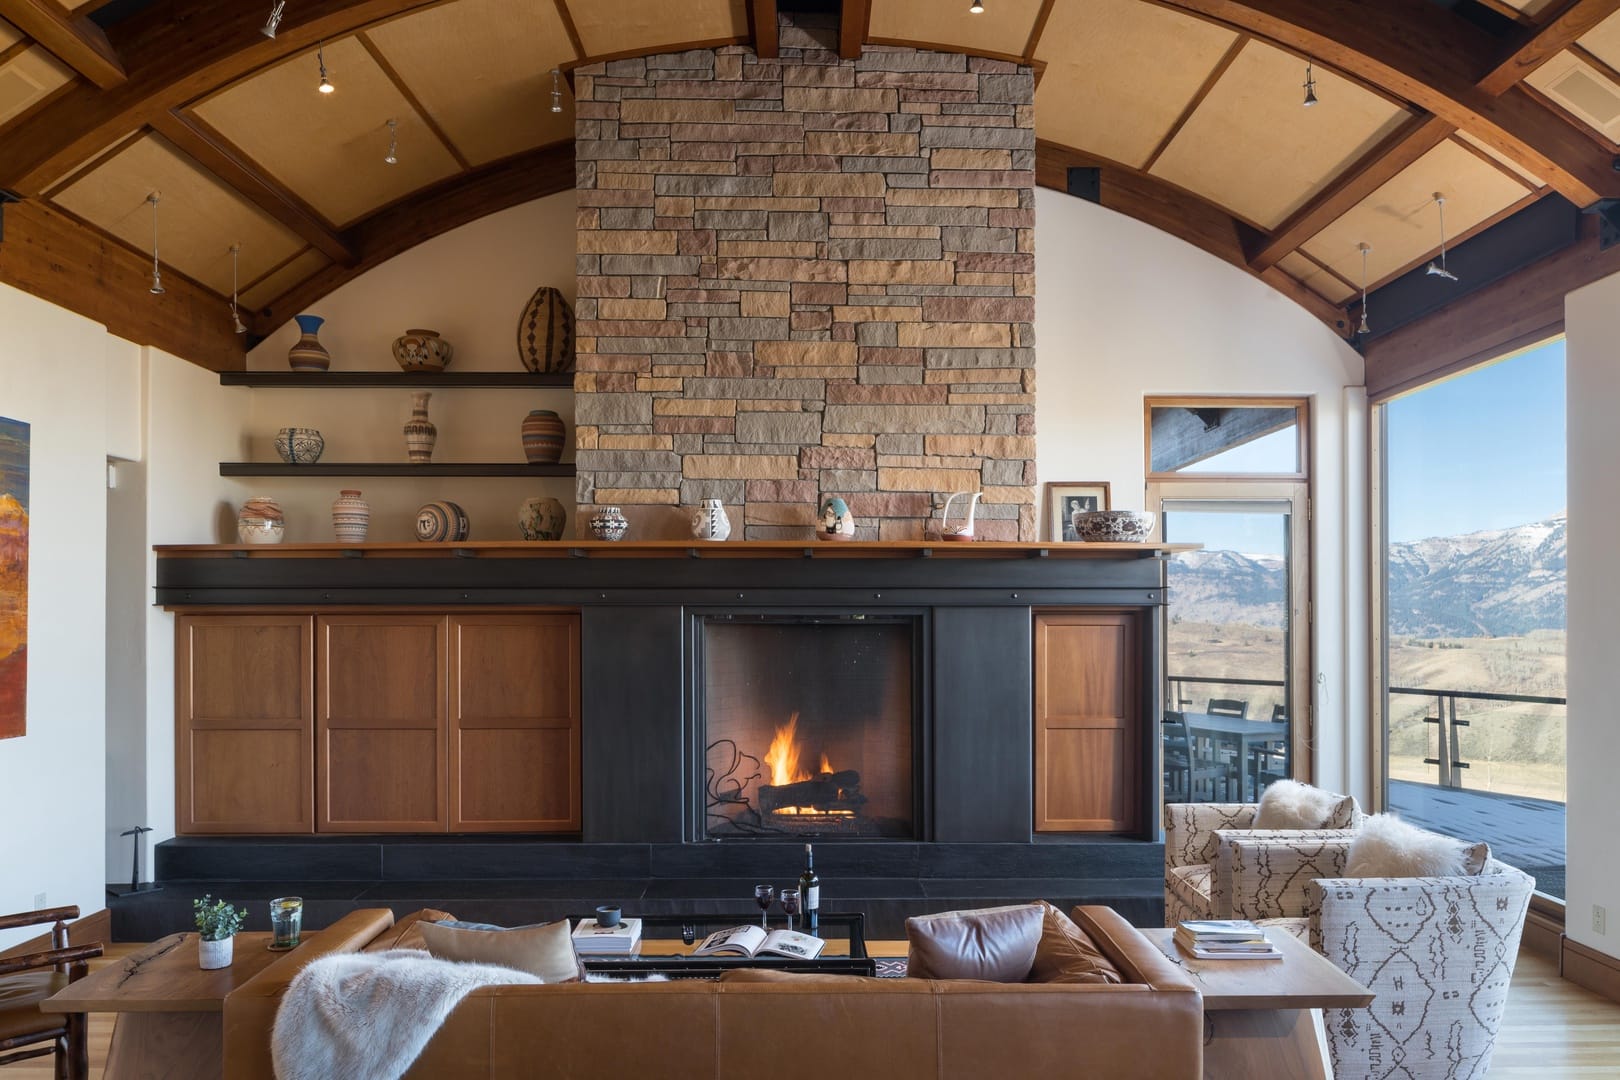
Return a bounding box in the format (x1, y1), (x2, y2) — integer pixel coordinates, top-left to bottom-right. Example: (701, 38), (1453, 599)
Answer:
(270, 896), (303, 949)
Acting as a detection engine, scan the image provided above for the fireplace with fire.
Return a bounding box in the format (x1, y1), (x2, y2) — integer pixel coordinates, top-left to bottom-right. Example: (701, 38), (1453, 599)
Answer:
(698, 614), (920, 840)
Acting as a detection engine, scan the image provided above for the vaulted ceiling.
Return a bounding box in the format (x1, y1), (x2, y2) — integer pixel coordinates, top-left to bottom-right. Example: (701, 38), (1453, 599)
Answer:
(1, 0), (1619, 366)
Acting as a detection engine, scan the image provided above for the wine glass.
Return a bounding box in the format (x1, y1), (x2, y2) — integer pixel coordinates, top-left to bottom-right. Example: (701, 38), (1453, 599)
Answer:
(753, 884), (776, 928)
(780, 887), (801, 932)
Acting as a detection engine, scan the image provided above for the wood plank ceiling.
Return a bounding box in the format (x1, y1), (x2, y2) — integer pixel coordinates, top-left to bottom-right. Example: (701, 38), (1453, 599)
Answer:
(1, 0), (1619, 365)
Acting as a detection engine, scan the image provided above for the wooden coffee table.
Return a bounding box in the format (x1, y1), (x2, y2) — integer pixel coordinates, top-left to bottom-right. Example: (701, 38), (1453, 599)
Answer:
(1142, 927), (1373, 1080)
(41, 932), (288, 1080)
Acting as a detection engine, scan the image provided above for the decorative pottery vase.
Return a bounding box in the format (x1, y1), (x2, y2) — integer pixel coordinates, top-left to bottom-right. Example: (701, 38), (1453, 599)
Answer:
(517, 286), (576, 373)
(237, 496), (286, 544)
(274, 427), (324, 465)
(520, 409), (566, 464)
(403, 392), (437, 463)
(518, 496), (568, 541)
(819, 496), (856, 541)
(416, 500), (469, 543)
(287, 314), (330, 372)
(198, 936), (233, 970)
(588, 505), (629, 541)
(690, 498), (731, 541)
(331, 489), (370, 543)
(392, 328), (454, 373)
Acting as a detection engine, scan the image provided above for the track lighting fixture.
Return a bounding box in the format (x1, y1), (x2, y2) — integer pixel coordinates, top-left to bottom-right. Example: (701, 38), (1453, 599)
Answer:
(550, 69), (563, 114)
(969, 1), (985, 12)
(385, 119), (398, 165)
(1424, 193), (1459, 282)
(230, 245), (247, 334)
(1303, 62), (1318, 107)
(146, 192), (164, 296)
(261, 2), (285, 39)
(317, 43), (334, 94)
(1356, 242), (1372, 335)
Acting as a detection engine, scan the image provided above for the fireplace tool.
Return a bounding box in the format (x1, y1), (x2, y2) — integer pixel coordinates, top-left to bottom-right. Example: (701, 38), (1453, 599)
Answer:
(927, 491), (983, 541)
(110, 825), (161, 897)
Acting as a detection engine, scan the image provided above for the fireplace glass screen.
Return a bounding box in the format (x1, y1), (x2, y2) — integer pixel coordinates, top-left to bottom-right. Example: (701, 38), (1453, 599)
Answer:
(702, 616), (916, 839)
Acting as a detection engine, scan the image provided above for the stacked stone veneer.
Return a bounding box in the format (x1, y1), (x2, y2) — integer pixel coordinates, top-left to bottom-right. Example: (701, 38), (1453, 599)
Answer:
(572, 34), (1036, 540)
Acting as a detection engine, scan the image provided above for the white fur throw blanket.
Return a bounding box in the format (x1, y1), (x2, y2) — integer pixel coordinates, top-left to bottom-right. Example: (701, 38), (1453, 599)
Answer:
(271, 949), (541, 1080)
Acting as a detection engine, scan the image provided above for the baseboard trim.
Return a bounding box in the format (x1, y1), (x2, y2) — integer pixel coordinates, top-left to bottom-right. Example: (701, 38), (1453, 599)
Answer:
(0, 907), (112, 957)
(1522, 906), (1565, 960)
(1562, 936), (1620, 1005)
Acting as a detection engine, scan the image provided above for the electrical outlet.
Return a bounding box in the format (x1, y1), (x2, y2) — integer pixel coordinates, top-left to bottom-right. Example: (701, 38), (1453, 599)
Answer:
(1595, 904), (1608, 935)
(32, 892), (45, 909)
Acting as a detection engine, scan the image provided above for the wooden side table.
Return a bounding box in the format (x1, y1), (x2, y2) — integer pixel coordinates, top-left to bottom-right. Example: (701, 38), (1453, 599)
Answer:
(41, 932), (288, 1080)
(1141, 927), (1373, 1080)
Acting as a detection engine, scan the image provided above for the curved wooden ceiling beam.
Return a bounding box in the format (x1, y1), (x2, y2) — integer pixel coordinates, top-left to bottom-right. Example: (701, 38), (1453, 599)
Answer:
(254, 142), (575, 330)
(0, 0), (125, 88)
(0, 0), (451, 196)
(1150, 0), (1620, 205)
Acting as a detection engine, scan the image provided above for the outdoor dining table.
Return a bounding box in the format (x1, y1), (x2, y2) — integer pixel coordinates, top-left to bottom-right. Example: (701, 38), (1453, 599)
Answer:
(1181, 713), (1289, 801)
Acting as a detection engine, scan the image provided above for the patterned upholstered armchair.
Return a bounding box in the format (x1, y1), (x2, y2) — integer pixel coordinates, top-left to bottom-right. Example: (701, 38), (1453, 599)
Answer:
(1211, 830), (1536, 1080)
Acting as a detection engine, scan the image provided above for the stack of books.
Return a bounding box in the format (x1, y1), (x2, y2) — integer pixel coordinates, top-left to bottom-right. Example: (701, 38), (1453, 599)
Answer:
(1173, 919), (1282, 960)
(571, 917), (643, 955)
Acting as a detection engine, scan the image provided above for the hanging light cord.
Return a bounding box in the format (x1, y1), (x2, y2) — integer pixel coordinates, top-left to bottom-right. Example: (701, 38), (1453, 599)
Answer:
(230, 244), (246, 333)
(147, 193), (164, 296)
(1357, 243), (1371, 336)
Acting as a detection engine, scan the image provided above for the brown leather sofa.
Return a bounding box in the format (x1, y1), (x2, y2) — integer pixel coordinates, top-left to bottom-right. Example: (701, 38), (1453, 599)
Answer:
(224, 906), (1202, 1079)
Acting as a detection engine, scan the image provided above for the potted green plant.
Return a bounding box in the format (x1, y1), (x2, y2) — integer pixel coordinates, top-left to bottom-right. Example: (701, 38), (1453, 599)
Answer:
(193, 895), (248, 970)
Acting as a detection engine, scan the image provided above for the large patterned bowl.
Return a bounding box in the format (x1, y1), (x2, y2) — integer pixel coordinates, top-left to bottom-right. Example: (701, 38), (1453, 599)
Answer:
(274, 427), (325, 465)
(1072, 509), (1156, 543)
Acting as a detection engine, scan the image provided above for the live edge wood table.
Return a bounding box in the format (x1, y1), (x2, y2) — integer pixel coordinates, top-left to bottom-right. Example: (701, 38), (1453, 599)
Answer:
(41, 932), (285, 1080)
(1141, 927), (1373, 1080)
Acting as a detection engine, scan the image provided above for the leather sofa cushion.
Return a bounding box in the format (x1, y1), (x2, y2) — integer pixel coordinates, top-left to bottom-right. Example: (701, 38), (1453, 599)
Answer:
(419, 919), (583, 983)
(363, 909), (456, 953)
(719, 968), (887, 986)
(904, 903), (1043, 982)
(1027, 901), (1123, 984)
(0, 970), (67, 1042)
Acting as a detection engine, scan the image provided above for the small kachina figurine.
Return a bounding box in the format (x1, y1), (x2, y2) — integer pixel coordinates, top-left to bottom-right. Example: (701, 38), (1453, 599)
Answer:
(819, 497), (856, 541)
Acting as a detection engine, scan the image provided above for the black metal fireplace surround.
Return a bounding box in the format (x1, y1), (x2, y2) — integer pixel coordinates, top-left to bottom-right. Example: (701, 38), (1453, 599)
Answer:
(137, 544), (1171, 939)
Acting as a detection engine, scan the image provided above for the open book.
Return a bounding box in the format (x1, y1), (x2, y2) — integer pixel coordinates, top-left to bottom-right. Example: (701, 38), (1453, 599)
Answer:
(692, 925), (827, 960)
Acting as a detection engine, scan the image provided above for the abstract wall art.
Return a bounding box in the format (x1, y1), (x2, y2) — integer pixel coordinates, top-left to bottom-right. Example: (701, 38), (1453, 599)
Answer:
(0, 417), (28, 739)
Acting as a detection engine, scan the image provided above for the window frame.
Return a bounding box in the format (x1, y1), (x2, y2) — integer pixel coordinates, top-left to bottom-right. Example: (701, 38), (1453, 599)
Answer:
(1144, 396), (1310, 483)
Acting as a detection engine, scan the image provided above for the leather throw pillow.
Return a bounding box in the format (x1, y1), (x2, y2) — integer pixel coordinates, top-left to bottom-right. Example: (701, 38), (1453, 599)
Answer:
(904, 903), (1043, 982)
(362, 909), (457, 954)
(1026, 901), (1123, 984)
(419, 918), (584, 983)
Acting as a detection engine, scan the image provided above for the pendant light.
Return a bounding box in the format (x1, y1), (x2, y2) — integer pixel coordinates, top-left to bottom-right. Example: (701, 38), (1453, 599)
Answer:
(229, 244), (247, 334)
(146, 192), (164, 296)
(317, 43), (334, 94)
(261, 2), (285, 39)
(384, 119), (399, 165)
(969, 1), (985, 11)
(1424, 193), (1459, 282)
(1356, 242), (1372, 335)
(550, 69), (564, 114)
(1303, 63), (1318, 107)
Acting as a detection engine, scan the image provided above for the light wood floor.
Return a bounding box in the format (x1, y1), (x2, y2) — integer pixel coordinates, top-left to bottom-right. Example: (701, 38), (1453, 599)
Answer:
(4, 944), (1614, 1078)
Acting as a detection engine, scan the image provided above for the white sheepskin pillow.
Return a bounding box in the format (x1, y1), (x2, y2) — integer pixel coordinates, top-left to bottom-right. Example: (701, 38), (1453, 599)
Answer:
(1345, 813), (1480, 878)
(1254, 779), (1348, 829)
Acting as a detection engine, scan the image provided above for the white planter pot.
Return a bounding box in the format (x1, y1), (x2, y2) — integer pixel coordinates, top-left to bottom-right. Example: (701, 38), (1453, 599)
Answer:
(198, 935), (234, 969)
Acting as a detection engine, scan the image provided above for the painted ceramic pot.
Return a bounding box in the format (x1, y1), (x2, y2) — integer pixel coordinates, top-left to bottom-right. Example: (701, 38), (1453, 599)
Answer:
(588, 505), (628, 542)
(690, 498), (731, 541)
(392, 328), (454, 374)
(520, 409), (566, 464)
(287, 314), (330, 372)
(403, 391), (437, 463)
(198, 936), (233, 970)
(819, 496), (856, 541)
(331, 489), (370, 543)
(1071, 509), (1156, 543)
(518, 496), (568, 541)
(416, 500), (469, 543)
(237, 496), (285, 545)
(274, 427), (324, 465)
(517, 286), (576, 374)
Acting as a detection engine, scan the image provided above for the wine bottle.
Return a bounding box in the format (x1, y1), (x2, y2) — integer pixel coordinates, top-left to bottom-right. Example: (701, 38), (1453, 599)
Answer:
(799, 842), (820, 934)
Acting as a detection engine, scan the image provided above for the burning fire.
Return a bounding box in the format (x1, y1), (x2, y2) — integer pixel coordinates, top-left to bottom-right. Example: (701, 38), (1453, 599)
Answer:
(761, 713), (854, 817)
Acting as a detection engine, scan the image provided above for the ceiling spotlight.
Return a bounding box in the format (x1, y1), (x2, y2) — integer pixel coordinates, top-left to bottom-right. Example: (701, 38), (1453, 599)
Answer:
(384, 119), (398, 165)
(146, 192), (164, 296)
(1424, 192), (1459, 282)
(1303, 62), (1318, 107)
(229, 244), (247, 334)
(1356, 242), (1372, 335)
(969, 1), (985, 11)
(261, 1), (285, 39)
(317, 43), (334, 94)
(550, 68), (563, 114)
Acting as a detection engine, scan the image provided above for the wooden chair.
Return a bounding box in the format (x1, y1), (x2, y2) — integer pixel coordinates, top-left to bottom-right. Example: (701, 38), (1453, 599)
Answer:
(1163, 713), (1232, 802)
(0, 906), (102, 1080)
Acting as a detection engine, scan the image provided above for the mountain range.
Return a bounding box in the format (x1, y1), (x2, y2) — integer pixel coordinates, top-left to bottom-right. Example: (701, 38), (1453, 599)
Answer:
(1169, 515), (1567, 638)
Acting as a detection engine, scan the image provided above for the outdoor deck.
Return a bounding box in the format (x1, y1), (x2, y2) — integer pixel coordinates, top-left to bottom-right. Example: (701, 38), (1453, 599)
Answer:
(1389, 780), (1566, 898)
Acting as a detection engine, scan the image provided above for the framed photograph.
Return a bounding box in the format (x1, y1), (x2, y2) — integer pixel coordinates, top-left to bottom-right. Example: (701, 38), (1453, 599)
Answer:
(1044, 482), (1111, 542)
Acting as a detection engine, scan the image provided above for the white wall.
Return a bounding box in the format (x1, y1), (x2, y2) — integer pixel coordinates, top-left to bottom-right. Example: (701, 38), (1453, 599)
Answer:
(1563, 274), (1619, 960)
(0, 284), (126, 946)
(1033, 190), (1368, 799)
(243, 195), (578, 542)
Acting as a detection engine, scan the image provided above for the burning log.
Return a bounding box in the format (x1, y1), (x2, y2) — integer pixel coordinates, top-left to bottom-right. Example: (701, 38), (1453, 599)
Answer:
(760, 770), (866, 815)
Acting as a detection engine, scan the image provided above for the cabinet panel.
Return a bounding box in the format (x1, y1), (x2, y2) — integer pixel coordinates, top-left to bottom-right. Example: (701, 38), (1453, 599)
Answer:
(449, 614), (581, 832)
(176, 615), (313, 834)
(318, 615), (448, 832)
(1033, 611), (1141, 833)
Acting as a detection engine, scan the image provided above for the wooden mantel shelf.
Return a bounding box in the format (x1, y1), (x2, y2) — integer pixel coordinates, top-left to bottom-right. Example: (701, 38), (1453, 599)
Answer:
(155, 540), (1198, 560)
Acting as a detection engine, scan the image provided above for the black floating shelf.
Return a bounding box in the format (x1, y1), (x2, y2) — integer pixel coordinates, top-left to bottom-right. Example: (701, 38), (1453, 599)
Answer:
(219, 371), (574, 388)
(219, 463), (575, 477)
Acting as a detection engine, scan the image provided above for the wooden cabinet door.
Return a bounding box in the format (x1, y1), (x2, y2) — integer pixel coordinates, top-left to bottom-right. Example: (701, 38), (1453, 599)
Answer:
(176, 615), (314, 834)
(317, 614), (448, 832)
(449, 614), (581, 832)
(1033, 611), (1141, 833)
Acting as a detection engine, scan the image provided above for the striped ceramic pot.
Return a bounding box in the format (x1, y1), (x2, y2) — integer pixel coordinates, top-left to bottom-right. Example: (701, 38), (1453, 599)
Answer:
(402, 392), (437, 463)
(416, 500), (469, 543)
(330, 490), (370, 543)
(287, 314), (330, 372)
(520, 409), (566, 464)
